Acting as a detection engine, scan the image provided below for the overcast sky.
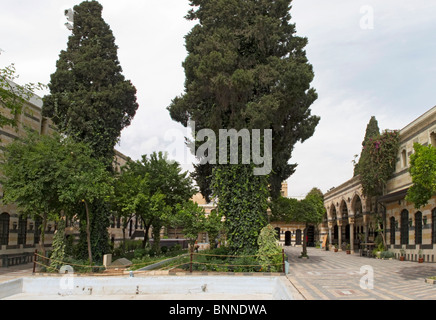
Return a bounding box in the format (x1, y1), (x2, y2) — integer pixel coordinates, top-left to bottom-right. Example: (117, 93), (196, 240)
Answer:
(1, 1), (435, 198)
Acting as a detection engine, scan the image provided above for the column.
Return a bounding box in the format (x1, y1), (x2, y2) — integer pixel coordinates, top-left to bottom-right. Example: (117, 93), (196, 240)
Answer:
(328, 221), (333, 250)
(363, 212), (369, 249)
(337, 219), (343, 251)
(349, 217), (355, 254)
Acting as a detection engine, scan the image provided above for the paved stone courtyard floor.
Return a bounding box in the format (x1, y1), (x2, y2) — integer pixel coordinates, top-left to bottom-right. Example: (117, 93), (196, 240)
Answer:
(2, 249), (436, 300)
(284, 246), (436, 300)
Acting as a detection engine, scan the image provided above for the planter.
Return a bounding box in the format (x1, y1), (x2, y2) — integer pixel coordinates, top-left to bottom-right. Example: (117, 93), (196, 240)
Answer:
(419, 258), (424, 263)
(334, 249), (338, 252)
(425, 278), (436, 285)
(346, 250), (351, 255)
(399, 256), (405, 261)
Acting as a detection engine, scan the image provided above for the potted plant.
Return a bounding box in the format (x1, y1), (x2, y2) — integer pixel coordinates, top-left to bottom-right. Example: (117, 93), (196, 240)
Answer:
(418, 250), (424, 263)
(346, 244), (351, 254)
(399, 249), (406, 261)
(334, 244), (338, 252)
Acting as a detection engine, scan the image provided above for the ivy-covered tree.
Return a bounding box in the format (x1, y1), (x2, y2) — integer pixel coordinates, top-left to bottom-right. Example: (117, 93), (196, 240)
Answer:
(358, 130), (400, 197)
(406, 143), (436, 208)
(168, 0), (319, 253)
(42, 0), (138, 163)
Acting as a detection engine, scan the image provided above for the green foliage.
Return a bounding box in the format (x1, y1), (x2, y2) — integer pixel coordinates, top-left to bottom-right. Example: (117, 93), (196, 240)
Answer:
(257, 225), (282, 272)
(42, 0), (138, 163)
(212, 164), (269, 254)
(406, 143), (436, 208)
(205, 208), (224, 246)
(168, 0), (319, 201)
(357, 130), (400, 197)
(0, 64), (46, 128)
(0, 131), (113, 262)
(50, 219), (67, 271)
(173, 200), (208, 249)
(354, 116), (380, 176)
(113, 152), (195, 249)
(0, 132), (67, 221)
(271, 192), (323, 225)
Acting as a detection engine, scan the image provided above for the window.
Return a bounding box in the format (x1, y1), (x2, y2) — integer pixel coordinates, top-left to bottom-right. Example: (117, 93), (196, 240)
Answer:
(430, 132), (436, 148)
(0, 213), (10, 246)
(390, 217), (396, 245)
(401, 149), (407, 168)
(34, 217), (41, 245)
(18, 215), (27, 246)
(401, 210), (409, 245)
(415, 211), (422, 245)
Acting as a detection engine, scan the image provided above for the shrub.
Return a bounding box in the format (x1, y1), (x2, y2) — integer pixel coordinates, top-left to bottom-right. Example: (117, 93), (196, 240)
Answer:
(257, 225), (283, 272)
(161, 246), (168, 254)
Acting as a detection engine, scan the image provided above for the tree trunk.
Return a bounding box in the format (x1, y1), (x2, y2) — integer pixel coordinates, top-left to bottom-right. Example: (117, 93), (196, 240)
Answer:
(39, 212), (47, 260)
(142, 224), (151, 249)
(302, 223), (308, 256)
(83, 200), (93, 265)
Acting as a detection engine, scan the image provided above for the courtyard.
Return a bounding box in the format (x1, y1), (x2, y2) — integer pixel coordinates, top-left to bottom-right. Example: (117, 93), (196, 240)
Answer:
(285, 246), (436, 300)
(1, 247), (436, 300)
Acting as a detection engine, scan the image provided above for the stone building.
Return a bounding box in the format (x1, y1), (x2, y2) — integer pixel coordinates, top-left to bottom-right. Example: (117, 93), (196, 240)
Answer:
(323, 105), (436, 262)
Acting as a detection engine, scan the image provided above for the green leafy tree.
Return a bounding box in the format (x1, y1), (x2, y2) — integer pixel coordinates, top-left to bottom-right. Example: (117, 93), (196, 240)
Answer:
(0, 132), (68, 257)
(168, 1), (319, 253)
(205, 208), (224, 248)
(406, 143), (436, 208)
(116, 152), (195, 250)
(0, 131), (112, 263)
(270, 189), (324, 257)
(302, 188), (325, 256)
(0, 64), (46, 128)
(111, 164), (142, 252)
(58, 147), (114, 265)
(42, 0), (138, 163)
(173, 201), (208, 252)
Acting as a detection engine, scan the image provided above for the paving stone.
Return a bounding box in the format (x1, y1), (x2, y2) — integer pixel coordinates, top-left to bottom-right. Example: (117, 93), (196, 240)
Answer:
(285, 246), (436, 300)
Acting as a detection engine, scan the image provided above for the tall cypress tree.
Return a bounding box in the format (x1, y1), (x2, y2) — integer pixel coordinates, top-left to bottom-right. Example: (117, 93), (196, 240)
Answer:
(168, 0), (319, 253)
(42, 0), (139, 261)
(43, 0), (138, 164)
(354, 116), (380, 176)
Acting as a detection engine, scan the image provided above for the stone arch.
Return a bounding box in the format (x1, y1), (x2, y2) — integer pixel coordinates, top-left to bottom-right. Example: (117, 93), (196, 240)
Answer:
(330, 205), (337, 221)
(296, 229), (302, 245)
(339, 200), (348, 220)
(351, 193), (363, 216)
